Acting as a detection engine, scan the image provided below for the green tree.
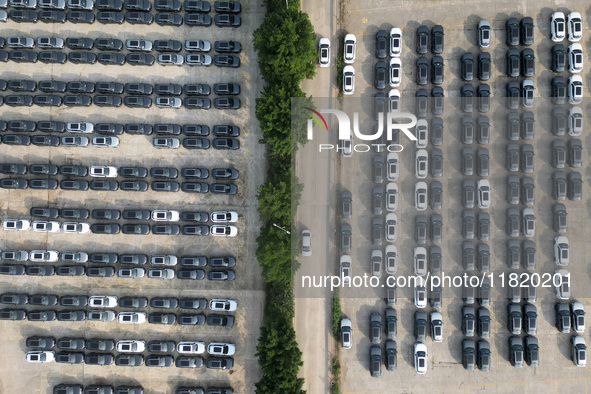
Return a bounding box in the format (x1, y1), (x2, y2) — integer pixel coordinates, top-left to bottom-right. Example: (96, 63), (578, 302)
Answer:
(257, 178), (291, 225)
(253, 9), (317, 84)
(256, 313), (305, 394)
(256, 225), (292, 283)
(267, 280), (295, 319)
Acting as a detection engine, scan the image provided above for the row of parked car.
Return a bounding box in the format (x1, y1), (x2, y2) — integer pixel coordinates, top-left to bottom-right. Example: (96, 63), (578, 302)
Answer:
(51, 385), (233, 394)
(0, 176), (238, 194)
(1, 0), (240, 13)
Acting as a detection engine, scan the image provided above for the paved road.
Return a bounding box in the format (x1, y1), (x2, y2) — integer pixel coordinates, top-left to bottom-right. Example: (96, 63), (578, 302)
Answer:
(295, 0), (338, 392)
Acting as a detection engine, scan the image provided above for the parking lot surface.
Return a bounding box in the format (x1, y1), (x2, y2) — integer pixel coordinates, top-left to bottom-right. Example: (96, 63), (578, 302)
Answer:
(297, 0), (591, 392)
(0, 2), (266, 393)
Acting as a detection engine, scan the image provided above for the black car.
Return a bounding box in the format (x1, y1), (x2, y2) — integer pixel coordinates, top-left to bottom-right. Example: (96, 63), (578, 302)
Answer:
(374, 60), (387, 89)
(211, 183), (237, 194)
(9, 10), (38, 22)
(89, 253), (118, 264)
(148, 313), (176, 325)
(94, 95), (123, 107)
(152, 181), (180, 192)
(155, 0), (181, 10)
(180, 168), (209, 179)
(37, 10), (67, 22)
(122, 223), (150, 233)
(63, 95), (92, 106)
(27, 311), (57, 322)
(30, 164), (59, 175)
(7, 79), (36, 92)
(3, 134), (31, 145)
(38, 80), (67, 93)
(98, 52), (126, 65)
(97, 11), (124, 23)
(185, 13), (212, 26)
(520, 17), (534, 46)
(154, 39), (182, 52)
(86, 266), (115, 277)
(213, 97), (240, 109)
(214, 40), (241, 53)
(61, 209), (89, 219)
(67, 81), (95, 93)
(461, 52), (474, 81)
(0, 309), (26, 320)
(212, 55), (239, 68)
(8, 119), (36, 131)
(416, 25), (429, 54)
(55, 353), (85, 364)
(96, 123), (124, 134)
(27, 265), (55, 276)
(59, 165), (87, 176)
(212, 83), (239, 96)
(125, 0), (152, 10)
(183, 84), (211, 96)
(0, 163), (27, 174)
(92, 209), (120, 220)
(125, 11), (153, 24)
(155, 83), (182, 96)
(182, 124), (210, 136)
(126, 53), (155, 66)
(34, 95), (63, 107)
(182, 138), (210, 149)
(477, 52), (491, 81)
(60, 180), (89, 190)
(180, 182), (208, 193)
(152, 224), (180, 235)
(31, 135), (60, 146)
(96, 82), (124, 94)
(215, 0), (240, 12)
(212, 138), (239, 149)
(207, 314), (234, 327)
(0, 265), (26, 275)
(85, 339), (115, 352)
(506, 17), (520, 46)
(552, 76), (566, 105)
(4, 95), (33, 106)
(521, 48), (534, 77)
(124, 96), (152, 108)
(95, 38), (124, 51)
(67, 10), (95, 23)
(85, 353), (114, 365)
(119, 297), (148, 308)
(91, 223), (121, 234)
(375, 30), (388, 58)
(154, 124), (181, 135)
(125, 124), (153, 134)
(150, 167), (178, 178)
(184, 97), (211, 109)
(56, 265), (85, 276)
(155, 13), (183, 26)
(124, 83), (153, 95)
(431, 56), (443, 85)
(68, 51), (96, 64)
(38, 50), (68, 63)
(0, 178), (28, 188)
(119, 167), (148, 178)
(431, 25), (444, 54)
(180, 256), (208, 266)
(96, 0), (123, 9)
(10, 51), (38, 64)
(552, 44), (566, 72)
(177, 269), (206, 279)
(66, 37), (94, 50)
(31, 207), (60, 218)
(183, 0), (210, 11)
(26, 336), (56, 349)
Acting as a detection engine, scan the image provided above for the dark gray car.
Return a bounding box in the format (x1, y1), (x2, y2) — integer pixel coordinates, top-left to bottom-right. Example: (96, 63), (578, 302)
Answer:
(461, 147), (474, 176)
(463, 210), (475, 239)
(507, 240), (521, 269)
(341, 223), (352, 253)
(521, 177), (535, 206)
(461, 52), (474, 81)
(432, 56), (445, 85)
(552, 203), (567, 233)
(568, 139), (583, 168)
(552, 139), (567, 169)
(372, 217), (383, 246)
(568, 172), (583, 201)
(463, 179), (475, 208)
(553, 171), (567, 200)
(416, 56), (428, 85)
(477, 148), (489, 176)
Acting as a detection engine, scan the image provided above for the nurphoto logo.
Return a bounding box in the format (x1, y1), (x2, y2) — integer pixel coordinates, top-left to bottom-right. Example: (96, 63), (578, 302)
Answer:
(305, 107), (418, 153)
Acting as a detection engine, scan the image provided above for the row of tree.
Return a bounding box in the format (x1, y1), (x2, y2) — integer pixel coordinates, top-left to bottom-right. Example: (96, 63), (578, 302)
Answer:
(253, 0), (318, 392)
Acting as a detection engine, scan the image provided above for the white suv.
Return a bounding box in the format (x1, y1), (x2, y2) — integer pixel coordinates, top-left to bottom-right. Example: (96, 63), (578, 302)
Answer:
(88, 296), (118, 308)
(177, 341), (205, 354)
(568, 43), (583, 73)
(61, 222), (91, 234)
(151, 210), (180, 222)
(567, 12), (583, 42)
(551, 12), (566, 42)
(2, 219), (31, 231)
(66, 122), (93, 133)
(207, 342), (236, 356)
(116, 340), (146, 353)
(554, 236), (569, 266)
(32, 221), (60, 232)
(117, 312), (146, 324)
(29, 250), (59, 262)
(89, 166), (117, 178)
(210, 211), (239, 223)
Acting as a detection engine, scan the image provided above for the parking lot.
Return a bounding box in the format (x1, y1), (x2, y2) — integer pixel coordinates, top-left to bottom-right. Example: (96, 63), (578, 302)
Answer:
(296, 0), (591, 392)
(0, 1), (266, 393)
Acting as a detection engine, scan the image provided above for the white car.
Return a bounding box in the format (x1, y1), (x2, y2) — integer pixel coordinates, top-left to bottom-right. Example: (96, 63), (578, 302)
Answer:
(340, 318), (352, 349)
(150, 255), (178, 266)
(340, 255), (352, 285)
(177, 341), (205, 354)
(343, 33), (356, 64)
(386, 152), (399, 181)
(567, 12), (583, 42)
(61, 251), (88, 262)
(209, 298), (237, 312)
(523, 208), (536, 237)
(32, 221), (60, 232)
(343, 65), (355, 95)
(415, 149), (428, 179)
(389, 58), (401, 87)
(385, 213), (397, 242)
(371, 249), (382, 278)
(389, 27), (402, 57)
(66, 122), (93, 133)
(207, 342), (236, 356)
(477, 179), (491, 209)
(551, 12), (566, 42)
(301, 230), (311, 257)
(210, 211), (239, 223)
(568, 43), (583, 73)
(415, 119), (428, 148)
(385, 245), (397, 274)
(572, 302), (586, 333)
(568, 75), (583, 104)
(157, 53), (184, 66)
(26, 351), (55, 363)
(414, 343), (427, 374)
(318, 37), (330, 67)
(431, 312), (443, 342)
(89, 165), (117, 178)
(116, 340), (146, 353)
(414, 246), (427, 276)
(415, 182), (428, 211)
(388, 89), (400, 113)
(341, 136), (352, 157)
(88, 296), (118, 308)
(117, 312), (146, 324)
(91, 136), (120, 147)
(555, 268), (571, 300)
(522, 79), (534, 108)
(414, 283), (427, 308)
(568, 106), (583, 136)
(573, 336), (587, 367)
(554, 236), (569, 266)
(478, 19), (491, 48)
(147, 269), (175, 280)
(151, 210), (180, 222)
(61, 222), (91, 234)
(211, 225), (238, 237)
(29, 250), (59, 262)
(385, 182), (398, 211)
(2, 219), (30, 231)
(155, 97), (183, 108)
